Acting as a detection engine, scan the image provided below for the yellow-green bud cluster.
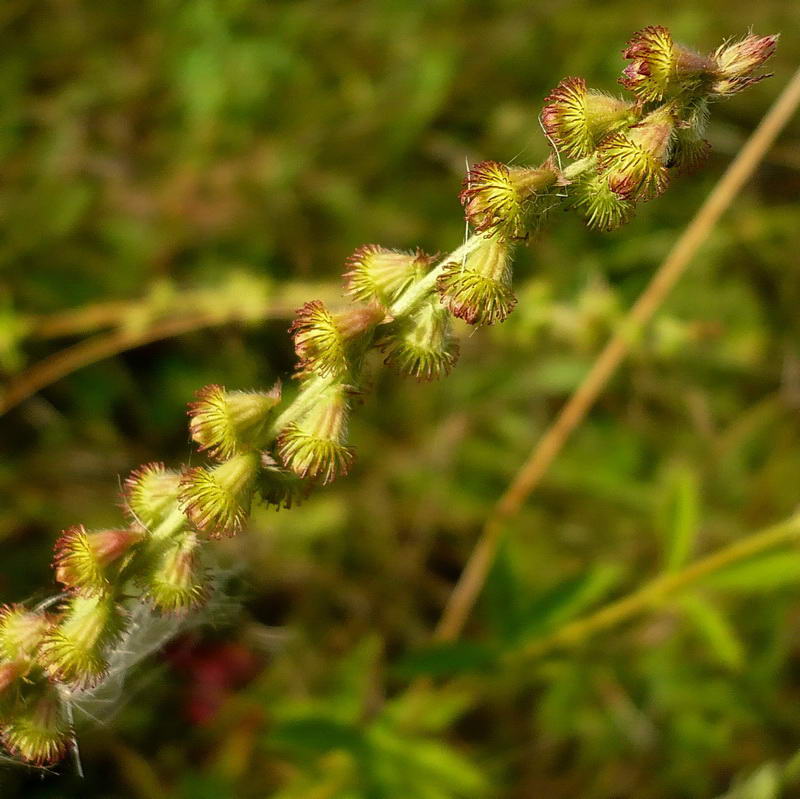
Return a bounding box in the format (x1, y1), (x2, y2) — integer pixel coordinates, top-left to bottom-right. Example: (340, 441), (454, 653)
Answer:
(188, 383), (281, 461)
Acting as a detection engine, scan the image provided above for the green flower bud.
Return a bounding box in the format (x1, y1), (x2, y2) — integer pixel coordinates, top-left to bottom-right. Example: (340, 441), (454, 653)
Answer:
(459, 160), (558, 240)
(0, 605), (52, 664)
(711, 33), (777, 96)
(344, 245), (434, 306)
(188, 382), (282, 461)
(179, 452), (260, 537)
(541, 78), (636, 159)
(380, 297), (459, 381)
(572, 170), (635, 231)
(290, 300), (384, 379)
(1, 681), (71, 765)
(39, 594), (124, 689)
(123, 462), (182, 531)
(437, 235), (516, 326)
(277, 385), (354, 484)
(145, 531), (207, 614)
(54, 526), (144, 595)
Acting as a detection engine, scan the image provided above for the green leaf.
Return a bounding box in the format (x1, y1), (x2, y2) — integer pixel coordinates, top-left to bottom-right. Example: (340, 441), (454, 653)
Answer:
(716, 762), (781, 799)
(519, 564), (622, 641)
(656, 463), (700, 571)
(270, 716), (369, 758)
(704, 551), (800, 593)
(679, 594), (745, 670)
(392, 641), (497, 679)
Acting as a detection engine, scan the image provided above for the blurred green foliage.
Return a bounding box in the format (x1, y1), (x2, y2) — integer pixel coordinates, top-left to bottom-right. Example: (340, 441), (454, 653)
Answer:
(1, 0), (800, 796)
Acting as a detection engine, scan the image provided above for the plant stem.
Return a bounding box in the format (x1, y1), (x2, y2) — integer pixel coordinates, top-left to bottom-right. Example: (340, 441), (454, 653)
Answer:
(512, 513), (800, 661)
(432, 64), (800, 644)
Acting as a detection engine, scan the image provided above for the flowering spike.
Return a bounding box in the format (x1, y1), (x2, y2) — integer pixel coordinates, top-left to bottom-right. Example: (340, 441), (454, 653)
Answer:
(380, 297), (459, 381)
(0, 605), (51, 664)
(541, 78), (636, 159)
(123, 462), (182, 531)
(179, 452), (260, 537)
(258, 453), (309, 509)
(1, 683), (71, 766)
(290, 300), (384, 379)
(437, 235), (516, 325)
(572, 171), (635, 231)
(711, 33), (778, 96)
(344, 245), (434, 306)
(188, 382), (281, 461)
(277, 386), (354, 484)
(145, 531), (207, 614)
(460, 160), (558, 239)
(39, 594), (124, 689)
(620, 26), (676, 102)
(53, 526), (144, 595)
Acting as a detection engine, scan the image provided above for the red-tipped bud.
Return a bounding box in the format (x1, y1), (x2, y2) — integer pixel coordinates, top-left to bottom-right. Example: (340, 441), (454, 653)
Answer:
(277, 385), (354, 485)
(437, 235), (516, 326)
(122, 462), (182, 531)
(542, 78), (636, 159)
(54, 526), (144, 595)
(460, 160), (558, 240)
(38, 594), (124, 690)
(290, 300), (384, 379)
(344, 245), (435, 306)
(1, 682), (71, 765)
(179, 452), (260, 537)
(711, 33), (777, 96)
(145, 531), (207, 614)
(188, 382), (281, 461)
(596, 104), (675, 201)
(619, 26), (679, 102)
(380, 297), (460, 381)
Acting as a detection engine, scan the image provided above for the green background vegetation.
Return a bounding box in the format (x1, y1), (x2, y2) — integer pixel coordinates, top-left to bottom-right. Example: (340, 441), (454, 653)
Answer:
(1, 0), (799, 796)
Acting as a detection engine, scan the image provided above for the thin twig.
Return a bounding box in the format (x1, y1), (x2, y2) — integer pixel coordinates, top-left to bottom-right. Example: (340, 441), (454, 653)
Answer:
(513, 512), (800, 660)
(434, 66), (800, 643)
(1, 284), (339, 417)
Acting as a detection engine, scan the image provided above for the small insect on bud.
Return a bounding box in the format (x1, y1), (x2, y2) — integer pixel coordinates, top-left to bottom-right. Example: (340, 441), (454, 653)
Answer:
(711, 33), (778, 96)
(53, 526), (144, 595)
(145, 531), (207, 614)
(344, 245), (435, 307)
(0, 605), (51, 666)
(290, 300), (385, 379)
(39, 594), (124, 690)
(597, 104), (676, 201)
(1, 682), (71, 765)
(277, 385), (355, 485)
(572, 171), (635, 232)
(541, 78), (636, 159)
(620, 26), (676, 102)
(460, 160), (559, 240)
(380, 296), (460, 381)
(437, 235), (516, 326)
(179, 451), (260, 537)
(188, 382), (282, 461)
(258, 454), (308, 510)
(123, 462), (182, 531)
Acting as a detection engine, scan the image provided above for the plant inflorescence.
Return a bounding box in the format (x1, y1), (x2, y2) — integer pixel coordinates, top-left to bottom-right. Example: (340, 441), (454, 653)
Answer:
(0, 26), (776, 766)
